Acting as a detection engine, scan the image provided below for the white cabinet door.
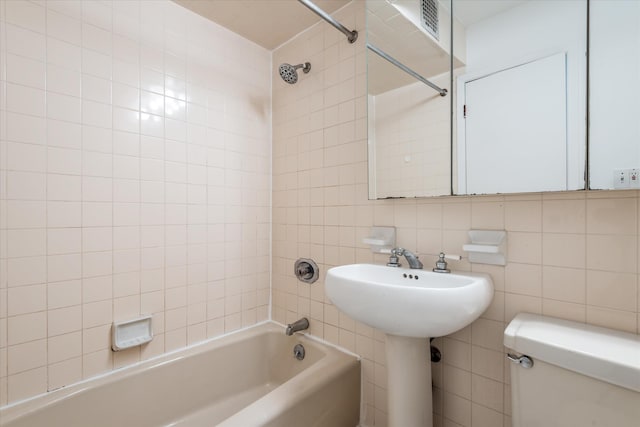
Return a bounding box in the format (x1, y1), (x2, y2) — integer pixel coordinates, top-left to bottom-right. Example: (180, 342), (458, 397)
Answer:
(463, 52), (568, 194)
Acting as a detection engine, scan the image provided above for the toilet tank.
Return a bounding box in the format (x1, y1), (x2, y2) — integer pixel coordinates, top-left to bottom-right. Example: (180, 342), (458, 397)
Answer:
(504, 313), (640, 427)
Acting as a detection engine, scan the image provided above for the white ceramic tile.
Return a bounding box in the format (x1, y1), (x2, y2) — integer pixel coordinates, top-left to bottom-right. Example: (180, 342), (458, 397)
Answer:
(6, 54), (46, 89)
(47, 174), (81, 201)
(7, 312), (47, 345)
(5, 1), (45, 34)
(7, 284), (47, 317)
(113, 34), (139, 64)
(48, 201), (82, 228)
(7, 201), (46, 229)
(46, 8), (82, 44)
(113, 59), (140, 87)
(82, 23), (111, 55)
(113, 107), (140, 134)
(82, 100), (112, 129)
(48, 93), (82, 123)
(6, 23), (46, 61)
(113, 131), (140, 157)
(6, 112), (46, 145)
(82, 202), (113, 227)
(47, 331), (82, 363)
(6, 171), (46, 201)
(82, 74), (111, 104)
(114, 178), (141, 203)
(82, 151), (112, 178)
(82, 126), (113, 153)
(7, 339), (47, 375)
(82, 252), (113, 279)
(82, 227), (113, 253)
(141, 114), (164, 138)
(48, 147), (82, 175)
(82, 0), (112, 30)
(81, 48), (111, 80)
(47, 254), (82, 283)
(47, 120), (82, 150)
(48, 280), (82, 310)
(113, 155), (139, 180)
(113, 83), (139, 110)
(6, 83), (46, 117)
(47, 64), (81, 97)
(82, 177), (113, 202)
(47, 228), (81, 255)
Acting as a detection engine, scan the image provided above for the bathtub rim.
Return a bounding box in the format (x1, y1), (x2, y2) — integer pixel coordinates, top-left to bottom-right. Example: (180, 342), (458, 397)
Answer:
(0, 320), (360, 425)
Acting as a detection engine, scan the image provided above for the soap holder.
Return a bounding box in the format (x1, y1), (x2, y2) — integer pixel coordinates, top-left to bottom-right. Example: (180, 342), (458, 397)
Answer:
(363, 226), (396, 253)
(463, 230), (507, 266)
(112, 315), (153, 351)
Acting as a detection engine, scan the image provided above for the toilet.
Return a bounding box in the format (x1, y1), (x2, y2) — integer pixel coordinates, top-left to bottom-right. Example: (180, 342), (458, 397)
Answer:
(504, 313), (640, 427)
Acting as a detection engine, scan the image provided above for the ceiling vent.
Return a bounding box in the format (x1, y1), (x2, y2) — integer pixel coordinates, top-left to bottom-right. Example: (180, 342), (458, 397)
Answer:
(420, 0), (439, 41)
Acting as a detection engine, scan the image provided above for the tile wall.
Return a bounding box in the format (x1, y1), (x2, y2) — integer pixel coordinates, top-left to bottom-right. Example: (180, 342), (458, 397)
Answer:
(0, 0), (271, 404)
(272, 2), (640, 427)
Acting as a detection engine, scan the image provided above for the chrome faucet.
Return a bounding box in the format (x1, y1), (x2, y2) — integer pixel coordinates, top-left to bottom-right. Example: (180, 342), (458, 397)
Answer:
(285, 317), (310, 336)
(387, 248), (423, 269)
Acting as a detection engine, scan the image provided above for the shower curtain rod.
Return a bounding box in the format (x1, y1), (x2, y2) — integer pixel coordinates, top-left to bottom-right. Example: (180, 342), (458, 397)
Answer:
(367, 43), (448, 97)
(297, 0), (358, 43)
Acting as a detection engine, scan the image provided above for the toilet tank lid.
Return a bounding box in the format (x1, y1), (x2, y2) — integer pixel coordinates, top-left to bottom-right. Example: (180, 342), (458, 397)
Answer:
(504, 313), (640, 393)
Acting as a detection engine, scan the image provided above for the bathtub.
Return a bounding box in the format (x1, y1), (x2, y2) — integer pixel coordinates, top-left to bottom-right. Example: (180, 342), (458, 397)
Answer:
(0, 322), (361, 427)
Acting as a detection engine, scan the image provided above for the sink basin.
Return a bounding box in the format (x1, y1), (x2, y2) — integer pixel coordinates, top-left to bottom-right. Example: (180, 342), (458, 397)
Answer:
(325, 263), (494, 427)
(325, 263), (494, 338)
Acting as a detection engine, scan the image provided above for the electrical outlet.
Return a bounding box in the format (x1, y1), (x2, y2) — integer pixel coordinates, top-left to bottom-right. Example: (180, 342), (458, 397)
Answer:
(614, 169), (630, 189)
(630, 169), (640, 188)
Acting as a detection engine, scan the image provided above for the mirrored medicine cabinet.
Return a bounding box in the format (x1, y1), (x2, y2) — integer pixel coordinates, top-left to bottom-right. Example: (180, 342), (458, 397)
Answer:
(367, 0), (633, 199)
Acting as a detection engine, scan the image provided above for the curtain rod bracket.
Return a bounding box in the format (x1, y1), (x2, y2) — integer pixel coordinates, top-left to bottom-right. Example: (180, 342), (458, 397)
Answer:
(298, 0), (358, 44)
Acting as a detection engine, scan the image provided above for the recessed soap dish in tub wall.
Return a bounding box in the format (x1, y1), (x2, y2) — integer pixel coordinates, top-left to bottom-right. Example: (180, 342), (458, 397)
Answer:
(112, 315), (153, 351)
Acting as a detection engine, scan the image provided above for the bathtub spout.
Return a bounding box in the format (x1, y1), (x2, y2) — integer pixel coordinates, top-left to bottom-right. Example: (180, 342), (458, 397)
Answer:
(285, 318), (310, 336)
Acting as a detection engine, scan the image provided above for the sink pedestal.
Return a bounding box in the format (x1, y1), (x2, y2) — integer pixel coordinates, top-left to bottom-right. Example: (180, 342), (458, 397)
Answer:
(385, 334), (433, 427)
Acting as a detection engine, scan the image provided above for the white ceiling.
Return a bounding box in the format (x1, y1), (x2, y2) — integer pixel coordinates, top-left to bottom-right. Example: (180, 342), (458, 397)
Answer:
(453, 0), (526, 26)
(173, 0), (350, 50)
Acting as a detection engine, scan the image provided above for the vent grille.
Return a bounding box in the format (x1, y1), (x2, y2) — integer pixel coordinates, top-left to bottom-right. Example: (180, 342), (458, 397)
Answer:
(421, 0), (439, 41)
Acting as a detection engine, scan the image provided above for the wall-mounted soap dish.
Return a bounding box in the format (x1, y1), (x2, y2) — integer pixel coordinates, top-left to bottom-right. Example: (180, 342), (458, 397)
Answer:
(463, 230), (507, 266)
(363, 226), (396, 253)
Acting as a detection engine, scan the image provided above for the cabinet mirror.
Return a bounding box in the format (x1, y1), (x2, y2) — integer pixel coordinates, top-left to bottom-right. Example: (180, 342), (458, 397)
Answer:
(452, 0), (587, 195)
(589, 0), (640, 190)
(366, 0), (588, 198)
(366, 0), (456, 199)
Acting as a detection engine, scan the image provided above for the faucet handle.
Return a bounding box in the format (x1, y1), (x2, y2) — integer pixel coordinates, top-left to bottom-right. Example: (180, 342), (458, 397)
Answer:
(387, 248), (401, 267)
(433, 252), (461, 273)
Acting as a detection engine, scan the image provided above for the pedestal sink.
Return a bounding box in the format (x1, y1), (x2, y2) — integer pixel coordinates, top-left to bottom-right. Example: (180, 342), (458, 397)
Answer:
(325, 264), (493, 427)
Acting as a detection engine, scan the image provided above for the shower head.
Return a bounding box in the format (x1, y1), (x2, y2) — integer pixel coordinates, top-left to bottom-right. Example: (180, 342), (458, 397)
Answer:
(278, 62), (311, 84)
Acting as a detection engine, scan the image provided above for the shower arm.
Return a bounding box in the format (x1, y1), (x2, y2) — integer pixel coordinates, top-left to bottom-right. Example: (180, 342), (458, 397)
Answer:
(297, 0), (358, 44)
(367, 43), (448, 97)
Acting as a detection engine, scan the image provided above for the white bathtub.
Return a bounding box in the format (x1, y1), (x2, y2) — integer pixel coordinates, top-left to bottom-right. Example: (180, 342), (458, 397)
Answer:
(0, 322), (361, 427)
